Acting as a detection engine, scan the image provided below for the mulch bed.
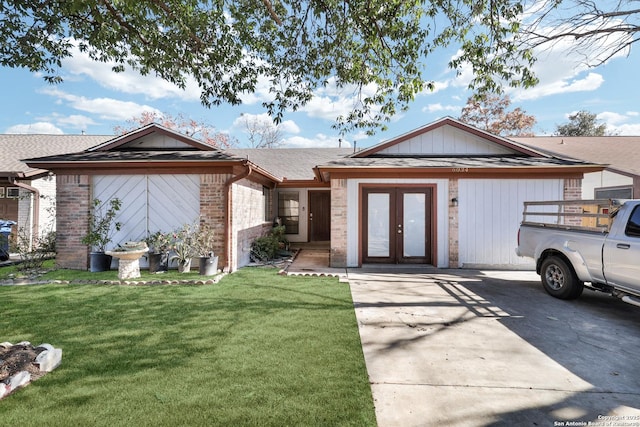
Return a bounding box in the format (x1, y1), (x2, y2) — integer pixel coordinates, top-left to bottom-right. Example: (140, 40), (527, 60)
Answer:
(0, 343), (47, 383)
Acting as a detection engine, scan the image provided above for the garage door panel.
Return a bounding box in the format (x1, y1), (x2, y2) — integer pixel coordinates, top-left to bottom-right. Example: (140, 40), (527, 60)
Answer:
(93, 175), (200, 251)
(148, 175), (199, 233)
(458, 179), (563, 267)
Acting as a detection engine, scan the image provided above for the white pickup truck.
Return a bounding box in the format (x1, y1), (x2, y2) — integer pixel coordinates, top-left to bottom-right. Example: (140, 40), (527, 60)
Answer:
(516, 199), (640, 306)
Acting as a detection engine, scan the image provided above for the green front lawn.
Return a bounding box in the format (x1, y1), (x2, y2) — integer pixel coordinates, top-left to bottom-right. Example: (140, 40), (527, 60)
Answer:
(0, 268), (376, 427)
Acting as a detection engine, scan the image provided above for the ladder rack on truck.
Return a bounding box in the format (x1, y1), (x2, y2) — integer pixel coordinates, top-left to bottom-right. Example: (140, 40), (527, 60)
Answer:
(521, 199), (623, 233)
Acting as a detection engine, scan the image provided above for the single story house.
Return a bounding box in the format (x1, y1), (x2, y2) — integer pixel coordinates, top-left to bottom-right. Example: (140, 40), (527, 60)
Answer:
(512, 136), (640, 199)
(24, 118), (604, 271)
(0, 134), (110, 247)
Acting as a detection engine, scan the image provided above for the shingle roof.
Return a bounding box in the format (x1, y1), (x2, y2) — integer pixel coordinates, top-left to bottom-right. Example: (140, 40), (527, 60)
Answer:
(320, 155), (598, 169)
(512, 136), (640, 176)
(0, 134), (111, 177)
(26, 150), (244, 163)
(227, 148), (353, 180)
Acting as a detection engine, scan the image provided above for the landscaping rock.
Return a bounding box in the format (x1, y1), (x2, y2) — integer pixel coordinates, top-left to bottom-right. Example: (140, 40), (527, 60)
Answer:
(0, 342), (62, 400)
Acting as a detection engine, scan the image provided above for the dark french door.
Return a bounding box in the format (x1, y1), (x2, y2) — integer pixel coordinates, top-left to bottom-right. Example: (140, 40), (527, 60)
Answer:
(362, 187), (433, 264)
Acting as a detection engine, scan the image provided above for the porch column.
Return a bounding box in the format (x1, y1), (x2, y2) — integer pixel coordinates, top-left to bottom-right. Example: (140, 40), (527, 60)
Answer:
(330, 178), (348, 267)
(56, 174), (91, 270)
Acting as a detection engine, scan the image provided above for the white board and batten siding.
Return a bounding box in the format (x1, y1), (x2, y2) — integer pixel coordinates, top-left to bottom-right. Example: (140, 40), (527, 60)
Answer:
(457, 179), (563, 268)
(378, 124), (516, 156)
(92, 175), (200, 263)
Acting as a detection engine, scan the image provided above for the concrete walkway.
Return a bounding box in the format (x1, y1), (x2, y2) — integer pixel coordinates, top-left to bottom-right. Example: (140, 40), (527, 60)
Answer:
(348, 269), (640, 426)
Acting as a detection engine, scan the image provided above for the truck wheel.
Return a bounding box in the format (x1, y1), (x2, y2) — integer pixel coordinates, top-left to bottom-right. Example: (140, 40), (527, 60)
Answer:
(540, 256), (584, 300)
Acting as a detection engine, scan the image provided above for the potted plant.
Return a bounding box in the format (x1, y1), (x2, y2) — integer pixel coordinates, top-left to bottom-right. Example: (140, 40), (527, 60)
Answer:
(170, 221), (197, 273)
(81, 198), (122, 272)
(194, 222), (218, 276)
(145, 231), (170, 273)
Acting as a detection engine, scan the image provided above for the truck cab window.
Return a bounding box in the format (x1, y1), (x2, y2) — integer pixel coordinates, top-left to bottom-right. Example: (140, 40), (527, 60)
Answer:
(625, 206), (640, 237)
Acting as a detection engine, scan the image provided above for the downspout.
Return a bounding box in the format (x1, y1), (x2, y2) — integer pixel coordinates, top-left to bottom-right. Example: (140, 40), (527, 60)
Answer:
(223, 163), (253, 272)
(10, 177), (40, 245)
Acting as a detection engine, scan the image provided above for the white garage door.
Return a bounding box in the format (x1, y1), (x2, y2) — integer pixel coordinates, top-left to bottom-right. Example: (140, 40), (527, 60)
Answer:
(458, 179), (563, 268)
(93, 174), (200, 249)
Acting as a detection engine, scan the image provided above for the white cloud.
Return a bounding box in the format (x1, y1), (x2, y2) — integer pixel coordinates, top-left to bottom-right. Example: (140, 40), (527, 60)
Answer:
(598, 111), (640, 135)
(62, 42), (201, 101)
(40, 87), (161, 120)
(232, 112), (300, 135)
(55, 114), (99, 130)
(5, 122), (64, 134)
(514, 72), (604, 101)
(299, 78), (381, 122)
(281, 133), (345, 148)
(422, 103), (459, 113)
(598, 111), (628, 125)
(278, 119), (300, 134)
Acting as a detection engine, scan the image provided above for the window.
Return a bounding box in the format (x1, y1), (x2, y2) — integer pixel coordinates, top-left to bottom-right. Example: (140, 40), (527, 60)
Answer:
(262, 186), (272, 222)
(625, 206), (640, 238)
(6, 188), (19, 198)
(595, 186), (633, 200)
(278, 192), (299, 234)
(0, 187), (4, 198)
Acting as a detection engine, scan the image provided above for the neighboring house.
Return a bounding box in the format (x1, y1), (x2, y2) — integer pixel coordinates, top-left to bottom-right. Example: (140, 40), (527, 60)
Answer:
(0, 134), (110, 247)
(23, 118), (605, 272)
(25, 124), (281, 272)
(512, 136), (640, 199)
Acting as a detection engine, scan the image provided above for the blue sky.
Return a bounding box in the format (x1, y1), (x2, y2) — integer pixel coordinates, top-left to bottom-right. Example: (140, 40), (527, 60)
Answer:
(1, 27), (639, 149)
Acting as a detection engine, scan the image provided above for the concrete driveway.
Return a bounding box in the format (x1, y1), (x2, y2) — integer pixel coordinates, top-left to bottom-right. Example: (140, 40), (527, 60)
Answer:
(347, 269), (640, 426)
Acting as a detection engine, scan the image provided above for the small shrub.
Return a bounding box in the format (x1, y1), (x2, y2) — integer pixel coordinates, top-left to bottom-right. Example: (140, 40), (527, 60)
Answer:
(250, 225), (290, 262)
(250, 235), (279, 262)
(11, 228), (56, 273)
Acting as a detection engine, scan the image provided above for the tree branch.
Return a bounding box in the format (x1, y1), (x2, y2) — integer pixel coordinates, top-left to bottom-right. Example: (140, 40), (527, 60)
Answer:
(262, 0), (282, 25)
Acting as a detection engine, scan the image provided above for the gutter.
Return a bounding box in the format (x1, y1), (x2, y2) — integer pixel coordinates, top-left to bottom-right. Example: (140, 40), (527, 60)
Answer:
(223, 162), (253, 272)
(9, 177), (40, 244)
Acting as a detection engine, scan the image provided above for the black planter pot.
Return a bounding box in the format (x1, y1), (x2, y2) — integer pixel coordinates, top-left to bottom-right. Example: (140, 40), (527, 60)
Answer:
(148, 252), (169, 273)
(199, 255), (219, 276)
(89, 252), (113, 272)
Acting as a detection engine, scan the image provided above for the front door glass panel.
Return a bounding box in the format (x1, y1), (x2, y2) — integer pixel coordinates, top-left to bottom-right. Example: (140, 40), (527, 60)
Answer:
(367, 193), (390, 257)
(403, 193), (426, 257)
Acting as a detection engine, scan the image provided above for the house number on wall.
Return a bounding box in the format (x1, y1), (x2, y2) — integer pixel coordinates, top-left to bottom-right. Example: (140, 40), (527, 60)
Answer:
(451, 168), (469, 173)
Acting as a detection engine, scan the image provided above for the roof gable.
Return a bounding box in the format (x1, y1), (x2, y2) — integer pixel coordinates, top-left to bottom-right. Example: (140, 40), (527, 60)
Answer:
(354, 117), (544, 158)
(87, 123), (218, 152)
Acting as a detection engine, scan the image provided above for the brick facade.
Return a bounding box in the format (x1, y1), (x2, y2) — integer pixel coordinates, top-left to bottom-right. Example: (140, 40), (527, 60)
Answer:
(231, 178), (271, 271)
(200, 173), (231, 268)
(329, 178), (348, 267)
(563, 178), (582, 201)
(56, 174), (91, 269)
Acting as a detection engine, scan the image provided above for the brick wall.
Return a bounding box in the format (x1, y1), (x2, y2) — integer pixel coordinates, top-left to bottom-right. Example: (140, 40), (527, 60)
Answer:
(56, 174), (91, 269)
(330, 179), (348, 267)
(200, 173), (231, 269)
(563, 178), (583, 226)
(563, 178), (582, 201)
(448, 178), (459, 268)
(231, 178), (270, 271)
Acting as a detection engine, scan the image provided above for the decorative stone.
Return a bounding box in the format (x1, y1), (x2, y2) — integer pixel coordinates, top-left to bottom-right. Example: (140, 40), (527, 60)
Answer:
(35, 348), (62, 372)
(0, 382), (8, 398)
(9, 371), (30, 390)
(0, 342), (13, 348)
(35, 343), (54, 352)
